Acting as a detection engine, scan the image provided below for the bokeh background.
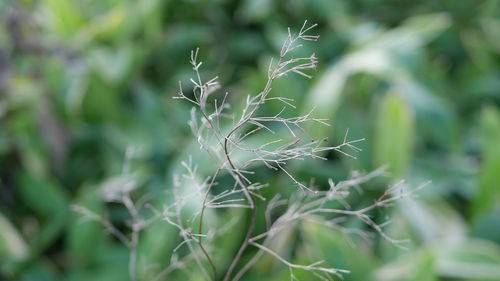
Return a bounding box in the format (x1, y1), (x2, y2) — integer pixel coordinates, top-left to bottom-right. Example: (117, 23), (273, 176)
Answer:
(1, 0), (500, 280)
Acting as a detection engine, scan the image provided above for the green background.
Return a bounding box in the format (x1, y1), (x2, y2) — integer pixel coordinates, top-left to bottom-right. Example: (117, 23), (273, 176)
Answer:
(1, 0), (500, 280)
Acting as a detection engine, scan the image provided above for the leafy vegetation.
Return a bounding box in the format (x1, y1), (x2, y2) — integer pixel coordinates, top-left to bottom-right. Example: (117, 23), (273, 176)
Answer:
(1, 0), (500, 280)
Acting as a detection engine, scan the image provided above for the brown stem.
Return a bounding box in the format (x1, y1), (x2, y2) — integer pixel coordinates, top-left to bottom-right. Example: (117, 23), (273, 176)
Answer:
(197, 167), (221, 280)
(222, 135), (257, 281)
(221, 71), (277, 281)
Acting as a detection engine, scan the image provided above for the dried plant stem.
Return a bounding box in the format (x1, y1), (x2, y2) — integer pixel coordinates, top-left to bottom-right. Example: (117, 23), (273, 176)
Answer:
(222, 136), (257, 281)
(197, 166), (221, 280)
(164, 20), (425, 281)
(123, 195), (139, 281)
(74, 20), (426, 281)
(71, 192), (145, 281)
(249, 241), (349, 278)
(222, 65), (276, 281)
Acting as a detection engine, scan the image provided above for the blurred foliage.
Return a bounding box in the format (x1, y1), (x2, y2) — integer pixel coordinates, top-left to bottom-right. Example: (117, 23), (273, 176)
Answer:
(1, 0), (500, 280)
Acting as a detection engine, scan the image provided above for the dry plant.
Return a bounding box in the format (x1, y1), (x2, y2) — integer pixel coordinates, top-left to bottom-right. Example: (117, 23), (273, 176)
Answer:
(73, 21), (428, 281)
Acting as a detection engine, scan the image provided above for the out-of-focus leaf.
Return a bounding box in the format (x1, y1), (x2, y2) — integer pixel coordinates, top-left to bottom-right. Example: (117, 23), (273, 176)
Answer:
(471, 105), (500, 219)
(375, 248), (437, 281)
(471, 209), (500, 244)
(236, 0), (274, 22)
(66, 266), (128, 281)
(253, 221), (296, 272)
(81, 77), (122, 121)
(373, 93), (415, 178)
(378, 239), (500, 281)
(67, 244), (129, 281)
(42, 0), (84, 37)
(305, 13), (450, 138)
(100, 174), (143, 202)
(478, 105), (500, 155)
(393, 75), (457, 150)
(133, 0), (164, 41)
(305, 61), (350, 138)
(398, 198), (466, 243)
(404, 250), (437, 281)
(89, 45), (133, 84)
(6, 77), (43, 109)
(17, 173), (68, 252)
(76, 5), (127, 45)
(63, 66), (89, 117)
(461, 29), (496, 71)
(435, 239), (500, 280)
(411, 154), (475, 198)
(391, 13), (450, 42)
(309, 0), (351, 25)
(481, 18), (500, 52)
(211, 208), (248, 271)
(0, 212), (29, 260)
(379, 210), (419, 262)
(162, 24), (212, 59)
(227, 31), (267, 61)
(20, 260), (59, 281)
(137, 220), (178, 280)
(301, 219), (376, 281)
(67, 185), (106, 265)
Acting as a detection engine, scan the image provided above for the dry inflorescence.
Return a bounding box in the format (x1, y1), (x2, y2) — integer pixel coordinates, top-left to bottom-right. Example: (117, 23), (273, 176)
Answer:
(74, 21), (427, 281)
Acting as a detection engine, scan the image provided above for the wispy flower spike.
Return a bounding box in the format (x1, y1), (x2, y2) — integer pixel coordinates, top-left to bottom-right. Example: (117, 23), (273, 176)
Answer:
(71, 20), (429, 281)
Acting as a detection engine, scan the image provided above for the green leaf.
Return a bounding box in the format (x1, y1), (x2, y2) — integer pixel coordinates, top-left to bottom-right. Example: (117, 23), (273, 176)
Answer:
(0, 212), (29, 260)
(481, 17), (500, 52)
(373, 93), (415, 178)
(43, 0), (84, 37)
(76, 5), (127, 45)
(17, 173), (68, 253)
(398, 198), (466, 243)
(89, 45), (134, 84)
(300, 219), (377, 281)
(374, 248), (437, 281)
(237, 0), (274, 22)
(211, 208), (248, 268)
(471, 209), (500, 244)
(435, 239), (500, 280)
(471, 105), (500, 219)
(305, 14), (450, 139)
(20, 260), (59, 281)
(66, 186), (106, 265)
(253, 221), (296, 273)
